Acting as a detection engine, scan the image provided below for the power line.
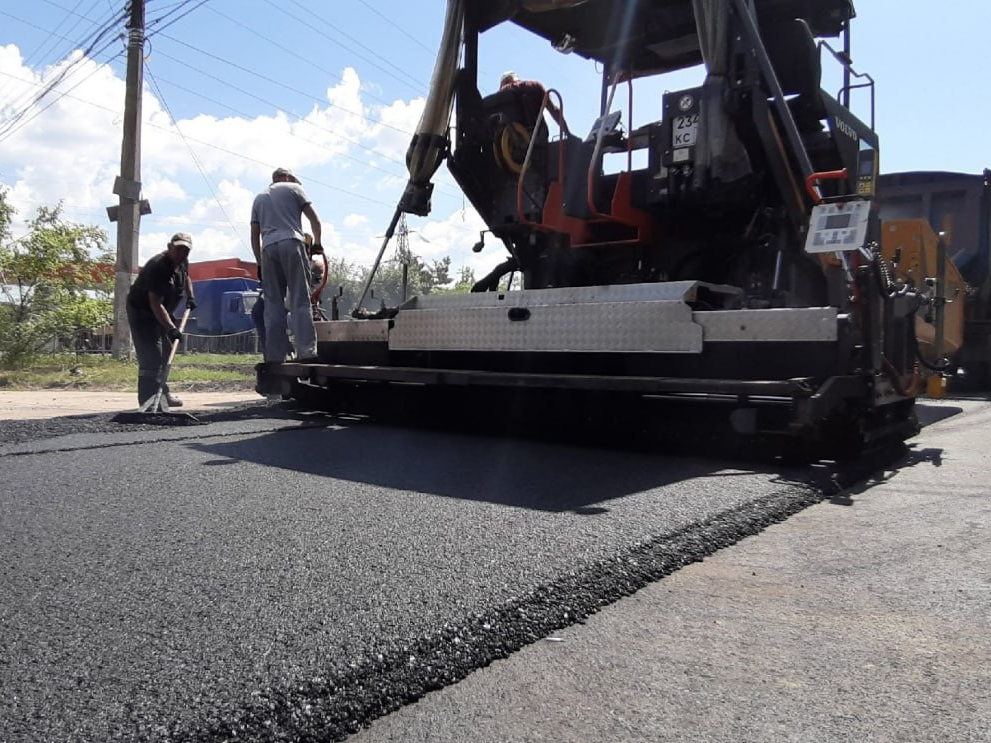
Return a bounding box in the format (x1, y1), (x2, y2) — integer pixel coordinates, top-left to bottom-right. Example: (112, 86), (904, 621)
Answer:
(0, 5), (124, 108)
(357, 0), (436, 55)
(0, 37), (124, 143)
(0, 6), (126, 142)
(146, 62), (416, 183)
(0, 66), (400, 211)
(195, 3), (430, 105)
(155, 35), (414, 137)
(0, 1), (478, 259)
(145, 62), (247, 252)
(0, 60), (469, 216)
(145, 0), (212, 37)
(2, 2), (461, 195)
(280, 0), (426, 95)
(146, 55), (464, 202)
(20, 0), (98, 71)
(24, 0), (120, 64)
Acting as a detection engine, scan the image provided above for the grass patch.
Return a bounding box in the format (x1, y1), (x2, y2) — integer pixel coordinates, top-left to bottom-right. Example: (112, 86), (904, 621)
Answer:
(0, 352), (260, 391)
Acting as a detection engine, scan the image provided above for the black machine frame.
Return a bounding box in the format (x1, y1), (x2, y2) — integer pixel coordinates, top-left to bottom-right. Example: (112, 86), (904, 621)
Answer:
(257, 0), (942, 459)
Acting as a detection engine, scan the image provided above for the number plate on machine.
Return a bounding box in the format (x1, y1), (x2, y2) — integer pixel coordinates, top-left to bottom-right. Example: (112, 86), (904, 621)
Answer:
(673, 114), (699, 147)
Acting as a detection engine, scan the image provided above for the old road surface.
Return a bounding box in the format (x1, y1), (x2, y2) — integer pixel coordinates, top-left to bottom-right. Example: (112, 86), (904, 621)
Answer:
(1, 397), (989, 742)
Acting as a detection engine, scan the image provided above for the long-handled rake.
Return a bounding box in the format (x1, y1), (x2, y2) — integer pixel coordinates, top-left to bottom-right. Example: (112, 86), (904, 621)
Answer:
(120, 308), (199, 423)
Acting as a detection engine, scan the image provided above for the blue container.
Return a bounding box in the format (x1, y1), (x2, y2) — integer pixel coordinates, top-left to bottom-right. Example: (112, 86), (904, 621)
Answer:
(181, 278), (259, 334)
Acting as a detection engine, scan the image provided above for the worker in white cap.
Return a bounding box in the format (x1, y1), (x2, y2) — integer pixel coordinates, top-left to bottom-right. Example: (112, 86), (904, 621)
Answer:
(250, 168), (323, 363)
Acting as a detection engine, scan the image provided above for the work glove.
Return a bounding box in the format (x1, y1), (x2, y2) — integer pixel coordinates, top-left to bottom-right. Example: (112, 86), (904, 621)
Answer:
(167, 327), (183, 343)
(310, 242), (324, 256)
(186, 296), (197, 311)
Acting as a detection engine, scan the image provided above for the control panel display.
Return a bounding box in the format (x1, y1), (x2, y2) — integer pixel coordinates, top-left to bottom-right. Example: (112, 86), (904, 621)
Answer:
(823, 213), (853, 230)
(804, 200), (872, 254)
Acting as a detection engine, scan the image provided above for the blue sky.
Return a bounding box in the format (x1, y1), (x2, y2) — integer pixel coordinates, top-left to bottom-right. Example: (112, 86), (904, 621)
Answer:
(1, 0), (989, 276)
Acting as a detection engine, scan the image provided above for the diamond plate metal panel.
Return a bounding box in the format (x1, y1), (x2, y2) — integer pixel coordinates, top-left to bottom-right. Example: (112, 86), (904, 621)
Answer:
(315, 319), (390, 343)
(389, 301), (703, 353)
(407, 281), (705, 311)
(696, 308), (838, 342)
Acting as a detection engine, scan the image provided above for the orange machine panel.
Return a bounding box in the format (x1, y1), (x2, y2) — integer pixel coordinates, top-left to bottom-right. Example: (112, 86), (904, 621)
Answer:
(880, 219), (965, 360)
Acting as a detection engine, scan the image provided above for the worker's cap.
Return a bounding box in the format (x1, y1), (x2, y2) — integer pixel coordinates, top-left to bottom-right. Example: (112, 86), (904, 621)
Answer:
(272, 167), (300, 184)
(169, 232), (193, 250)
(499, 70), (519, 88)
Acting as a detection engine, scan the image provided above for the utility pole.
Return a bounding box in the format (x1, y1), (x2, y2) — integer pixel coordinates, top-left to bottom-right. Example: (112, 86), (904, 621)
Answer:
(397, 213), (411, 303)
(110, 0), (146, 359)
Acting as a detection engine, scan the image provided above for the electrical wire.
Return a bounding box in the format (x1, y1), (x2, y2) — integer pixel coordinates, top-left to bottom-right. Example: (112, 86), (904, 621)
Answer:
(4, 2), (464, 199)
(0, 6), (126, 142)
(20, 0), (97, 71)
(146, 62), (248, 252)
(0, 38), (124, 144)
(0, 67), (398, 210)
(146, 0), (213, 37)
(145, 64), (415, 183)
(356, 0), (437, 55)
(145, 41), (463, 200)
(280, 0), (426, 94)
(1, 1), (480, 270)
(204, 3), (423, 98)
(0, 5), (125, 118)
(155, 36), (414, 137)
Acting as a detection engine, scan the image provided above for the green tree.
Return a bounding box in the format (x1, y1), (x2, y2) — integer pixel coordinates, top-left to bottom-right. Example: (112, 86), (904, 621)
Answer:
(454, 265), (475, 292)
(0, 194), (112, 369)
(318, 255), (364, 316)
(428, 256), (452, 289)
(433, 264), (476, 295)
(358, 254), (458, 308)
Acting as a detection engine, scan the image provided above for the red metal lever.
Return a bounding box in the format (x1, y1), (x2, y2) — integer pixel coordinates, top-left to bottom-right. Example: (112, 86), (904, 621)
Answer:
(805, 168), (849, 204)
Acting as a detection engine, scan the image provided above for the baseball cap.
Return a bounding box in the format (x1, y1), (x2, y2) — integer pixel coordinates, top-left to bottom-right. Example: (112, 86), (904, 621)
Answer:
(170, 232), (193, 249)
(272, 167), (299, 183)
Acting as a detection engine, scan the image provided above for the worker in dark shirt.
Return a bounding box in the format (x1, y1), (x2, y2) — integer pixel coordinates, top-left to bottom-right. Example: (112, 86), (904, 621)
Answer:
(499, 70), (565, 130)
(126, 232), (197, 408)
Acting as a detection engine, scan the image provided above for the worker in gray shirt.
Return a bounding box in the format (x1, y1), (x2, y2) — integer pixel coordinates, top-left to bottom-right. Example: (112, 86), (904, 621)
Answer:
(250, 167), (324, 363)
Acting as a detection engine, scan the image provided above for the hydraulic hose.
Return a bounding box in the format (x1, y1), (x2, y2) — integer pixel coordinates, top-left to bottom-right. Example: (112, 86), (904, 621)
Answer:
(311, 252), (329, 319)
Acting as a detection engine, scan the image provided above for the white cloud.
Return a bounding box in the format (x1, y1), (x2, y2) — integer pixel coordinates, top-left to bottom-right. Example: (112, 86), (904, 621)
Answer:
(0, 47), (476, 283)
(343, 213), (369, 229)
(142, 175), (186, 203)
(0, 49), (125, 231)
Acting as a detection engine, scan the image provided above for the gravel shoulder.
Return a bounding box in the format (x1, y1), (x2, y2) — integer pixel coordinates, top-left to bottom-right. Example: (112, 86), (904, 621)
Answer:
(355, 398), (991, 743)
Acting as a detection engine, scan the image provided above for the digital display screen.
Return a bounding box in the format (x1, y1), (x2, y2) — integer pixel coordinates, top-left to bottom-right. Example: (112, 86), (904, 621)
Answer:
(824, 213), (853, 230)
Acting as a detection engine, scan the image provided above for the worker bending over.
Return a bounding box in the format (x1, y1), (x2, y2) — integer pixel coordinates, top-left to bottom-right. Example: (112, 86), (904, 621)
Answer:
(125, 232), (197, 408)
(499, 70), (565, 130)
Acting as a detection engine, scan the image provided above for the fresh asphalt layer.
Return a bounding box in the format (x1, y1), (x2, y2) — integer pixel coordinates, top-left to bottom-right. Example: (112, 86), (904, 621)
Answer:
(357, 398), (991, 743)
(0, 397), (987, 741)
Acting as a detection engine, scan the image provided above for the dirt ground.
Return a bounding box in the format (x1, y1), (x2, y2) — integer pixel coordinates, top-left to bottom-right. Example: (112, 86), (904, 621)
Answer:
(0, 389), (263, 420)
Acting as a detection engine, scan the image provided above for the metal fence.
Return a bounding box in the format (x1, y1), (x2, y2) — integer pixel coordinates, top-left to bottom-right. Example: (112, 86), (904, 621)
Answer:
(181, 330), (260, 355)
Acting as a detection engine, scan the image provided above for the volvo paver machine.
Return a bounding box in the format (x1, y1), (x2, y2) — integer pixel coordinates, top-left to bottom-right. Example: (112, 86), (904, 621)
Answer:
(258, 0), (952, 459)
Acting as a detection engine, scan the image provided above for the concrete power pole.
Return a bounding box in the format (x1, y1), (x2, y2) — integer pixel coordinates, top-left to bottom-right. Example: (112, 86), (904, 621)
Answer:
(397, 213), (411, 303)
(111, 0), (146, 359)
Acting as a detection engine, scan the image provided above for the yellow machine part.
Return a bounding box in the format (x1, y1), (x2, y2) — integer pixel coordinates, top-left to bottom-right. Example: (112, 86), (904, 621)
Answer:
(880, 218), (966, 361)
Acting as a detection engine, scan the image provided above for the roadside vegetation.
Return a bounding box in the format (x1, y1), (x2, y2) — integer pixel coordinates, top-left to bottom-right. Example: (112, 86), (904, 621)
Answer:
(0, 184), (116, 370)
(0, 352), (258, 391)
(0, 179), (486, 392)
